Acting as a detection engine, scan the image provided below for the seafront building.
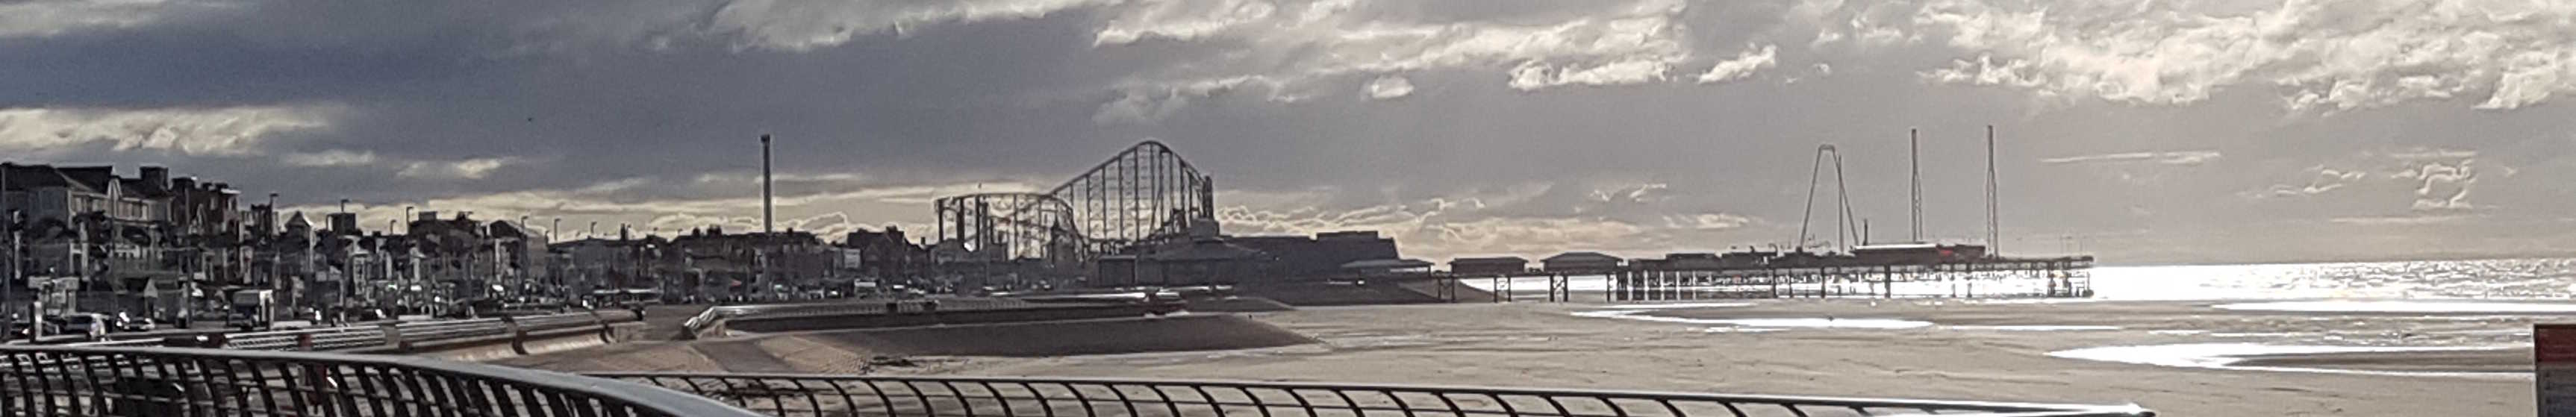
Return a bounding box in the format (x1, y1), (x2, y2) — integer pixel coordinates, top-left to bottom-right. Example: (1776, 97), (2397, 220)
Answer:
(1, 163), (563, 322)
(1448, 257), (1529, 275)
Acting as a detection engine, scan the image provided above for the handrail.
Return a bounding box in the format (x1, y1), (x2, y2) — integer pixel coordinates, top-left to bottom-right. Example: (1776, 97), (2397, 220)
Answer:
(680, 297), (1170, 339)
(587, 373), (2154, 417)
(1, 345), (765, 416)
(66, 310), (635, 352)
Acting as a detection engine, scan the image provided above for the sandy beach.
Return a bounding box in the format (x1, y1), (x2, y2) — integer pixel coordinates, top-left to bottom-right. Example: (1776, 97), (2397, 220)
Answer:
(506, 298), (2569, 416)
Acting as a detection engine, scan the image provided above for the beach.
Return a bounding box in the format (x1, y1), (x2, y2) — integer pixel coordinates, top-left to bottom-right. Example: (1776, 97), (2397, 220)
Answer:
(961, 301), (2539, 416)
(505, 298), (2566, 416)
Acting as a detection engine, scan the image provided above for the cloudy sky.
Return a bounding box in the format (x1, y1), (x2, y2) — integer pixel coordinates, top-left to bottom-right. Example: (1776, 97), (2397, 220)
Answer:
(6, 0), (2575, 265)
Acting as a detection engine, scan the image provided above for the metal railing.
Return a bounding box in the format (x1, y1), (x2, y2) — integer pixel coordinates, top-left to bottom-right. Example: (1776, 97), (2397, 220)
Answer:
(68, 310), (634, 352)
(588, 374), (2154, 417)
(682, 298), (1072, 339)
(719, 298), (1045, 319)
(0, 345), (764, 416)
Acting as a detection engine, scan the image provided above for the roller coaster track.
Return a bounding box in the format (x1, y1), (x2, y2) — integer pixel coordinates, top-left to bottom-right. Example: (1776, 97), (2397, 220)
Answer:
(938, 141), (1214, 263)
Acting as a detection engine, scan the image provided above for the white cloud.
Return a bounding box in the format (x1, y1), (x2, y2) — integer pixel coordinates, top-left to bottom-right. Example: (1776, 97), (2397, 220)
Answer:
(0, 105), (333, 156)
(1910, 0), (2576, 110)
(1512, 58), (1673, 90)
(1588, 183), (1668, 203)
(692, 171), (871, 184)
(2250, 165), (2366, 198)
(281, 149), (379, 167)
(2397, 160), (2477, 211)
(2330, 213), (2477, 225)
(1093, 0), (1278, 45)
(1662, 213), (1753, 230)
(0, 0), (229, 38)
(1091, 0), (1729, 119)
(1094, 75), (1290, 125)
(2386, 148), (2478, 160)
(2247, 148), (2496, 214)
(397, 157), (518, 180)
(319, 176), (1041, 239)
(707, 0), (1108, 51)
(1214, 182), (1772, 260)
(643, 211), (855, 236)
(1697, 44), (1779, 84)
(1364, 75), (1415, 99)
(2042, 150), (2223, 166)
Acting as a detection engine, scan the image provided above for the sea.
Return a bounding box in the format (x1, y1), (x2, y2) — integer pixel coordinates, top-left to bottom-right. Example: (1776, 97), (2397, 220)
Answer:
(1499, 257), (2576, 377)
(2089, 257), (2576, 301)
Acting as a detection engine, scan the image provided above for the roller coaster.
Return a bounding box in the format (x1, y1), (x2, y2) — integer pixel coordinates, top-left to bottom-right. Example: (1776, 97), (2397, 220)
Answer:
(935, 141), (1215, 264)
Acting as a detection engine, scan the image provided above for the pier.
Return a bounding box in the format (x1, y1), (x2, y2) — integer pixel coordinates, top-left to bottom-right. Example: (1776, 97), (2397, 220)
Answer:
(1453, 255), (2095, 302)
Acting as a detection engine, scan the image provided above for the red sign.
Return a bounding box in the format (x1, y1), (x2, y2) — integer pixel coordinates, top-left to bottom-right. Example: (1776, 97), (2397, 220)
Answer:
(2539, 324), (2576, 416)
(2541, 324), (2576, 363)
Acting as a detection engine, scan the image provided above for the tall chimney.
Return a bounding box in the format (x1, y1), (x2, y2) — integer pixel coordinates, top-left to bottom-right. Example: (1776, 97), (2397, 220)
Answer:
(761, 134), (774, 235)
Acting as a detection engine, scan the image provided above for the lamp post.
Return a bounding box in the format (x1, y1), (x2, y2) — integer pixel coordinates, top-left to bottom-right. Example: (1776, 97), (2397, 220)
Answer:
(517, 215), (530, 298)
(370, 236), (384, 311)
(266, 192), (279, 292)
(549, 217), (561, 297)
(5, 210), (18, 327)
(1, 164), (9, 322)
(337, 198), (351, 322)
(385, 219), (399, 312)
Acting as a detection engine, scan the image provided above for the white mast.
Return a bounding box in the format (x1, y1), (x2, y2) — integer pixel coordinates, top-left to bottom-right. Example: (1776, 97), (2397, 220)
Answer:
(1910, 128), (1922, 242)
(1985, 125), (2000, 256)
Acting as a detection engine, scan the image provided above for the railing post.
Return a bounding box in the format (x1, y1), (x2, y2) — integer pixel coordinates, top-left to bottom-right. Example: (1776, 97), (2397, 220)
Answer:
(502, 316), (529, 356)
(380, 322), (406, 351)
(588, 308), (617, 343)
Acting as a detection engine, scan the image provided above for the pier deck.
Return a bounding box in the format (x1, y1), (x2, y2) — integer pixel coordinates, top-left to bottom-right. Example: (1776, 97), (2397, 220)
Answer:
(1421, 256), (2095, 302)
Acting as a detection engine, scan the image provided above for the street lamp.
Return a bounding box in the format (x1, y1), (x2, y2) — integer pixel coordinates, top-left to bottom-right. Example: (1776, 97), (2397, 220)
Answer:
(337, 200), (353, 323)
(516, 215), (530, 298)
(4, 210), (19, 328)
(266, 192), (280, 301)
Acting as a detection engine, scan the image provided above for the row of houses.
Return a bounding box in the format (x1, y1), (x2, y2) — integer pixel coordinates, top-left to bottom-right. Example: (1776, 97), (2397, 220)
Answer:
(545, 225), (946, 301)
(0, 163), (1106, 317)
(1, 163), (573, 321)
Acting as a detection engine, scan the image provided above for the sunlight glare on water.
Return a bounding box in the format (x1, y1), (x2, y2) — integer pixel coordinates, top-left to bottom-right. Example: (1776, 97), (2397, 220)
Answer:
(2088, 257), (2576, 300)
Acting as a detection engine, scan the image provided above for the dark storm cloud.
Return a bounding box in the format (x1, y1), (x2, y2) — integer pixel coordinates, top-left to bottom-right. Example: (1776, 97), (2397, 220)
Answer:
(7, 0), (2576, 263)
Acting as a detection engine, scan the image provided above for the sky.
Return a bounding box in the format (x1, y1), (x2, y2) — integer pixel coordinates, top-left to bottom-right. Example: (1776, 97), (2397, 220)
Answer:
(4, 0), (2575, 265)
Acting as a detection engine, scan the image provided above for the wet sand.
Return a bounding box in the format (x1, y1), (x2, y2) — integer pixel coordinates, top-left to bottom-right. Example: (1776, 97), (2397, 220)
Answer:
(953, 300), (2548, 416)
(495, 314), (1314, 373)
(2233, 349), (2531, 373)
